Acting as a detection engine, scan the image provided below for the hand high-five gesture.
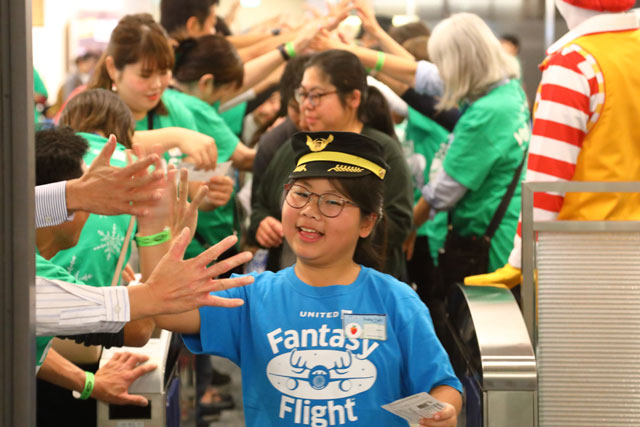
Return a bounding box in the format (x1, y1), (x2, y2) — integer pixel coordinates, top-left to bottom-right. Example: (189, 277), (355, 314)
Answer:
(66, 135), (165, 217)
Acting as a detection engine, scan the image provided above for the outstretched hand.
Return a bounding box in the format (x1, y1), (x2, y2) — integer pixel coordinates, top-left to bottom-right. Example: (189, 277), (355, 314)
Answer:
(352, 0), (380, 35)
(170, 168), (207, 241)
(140, 230), (254, 316)
(66, 135), (165, 217)
(92, 352), (157, 407)
(308, 28), (343, 53)
(324, 0), (353, 32)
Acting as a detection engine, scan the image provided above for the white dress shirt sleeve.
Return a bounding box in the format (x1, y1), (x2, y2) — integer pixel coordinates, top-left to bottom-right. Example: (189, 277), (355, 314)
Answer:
(414, 60), (444, 97)
(35, 182), (74, 228)
(36, 277), (131, 336)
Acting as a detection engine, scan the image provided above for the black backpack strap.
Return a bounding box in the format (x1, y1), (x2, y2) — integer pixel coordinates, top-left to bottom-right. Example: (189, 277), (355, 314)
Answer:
(484, 152), (527, 240)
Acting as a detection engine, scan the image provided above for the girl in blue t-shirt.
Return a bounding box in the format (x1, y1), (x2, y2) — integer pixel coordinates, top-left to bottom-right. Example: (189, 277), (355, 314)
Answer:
(155, 131), (462, 427)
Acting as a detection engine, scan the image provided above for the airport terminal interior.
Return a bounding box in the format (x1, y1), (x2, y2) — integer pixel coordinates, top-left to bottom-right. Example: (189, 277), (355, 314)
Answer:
(1, 0), (640, 426)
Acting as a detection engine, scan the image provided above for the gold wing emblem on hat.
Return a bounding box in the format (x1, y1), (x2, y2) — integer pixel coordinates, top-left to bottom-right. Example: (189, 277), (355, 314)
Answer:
(306, 134), (334, 152)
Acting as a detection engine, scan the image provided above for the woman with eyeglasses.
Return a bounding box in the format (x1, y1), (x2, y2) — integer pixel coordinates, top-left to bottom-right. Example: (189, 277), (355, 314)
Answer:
(155, 131), (462, 427)
(249, 49), (413, 279)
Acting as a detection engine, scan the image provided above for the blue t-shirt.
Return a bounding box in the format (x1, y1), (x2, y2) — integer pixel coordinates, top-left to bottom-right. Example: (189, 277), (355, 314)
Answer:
(183, 266), (461, 426)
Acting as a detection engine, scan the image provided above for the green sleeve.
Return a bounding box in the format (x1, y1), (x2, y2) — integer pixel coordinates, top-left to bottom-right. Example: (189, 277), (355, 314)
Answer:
(166, 96), (199, 131)
(36, 254), (83, 284)
(443, 110), (500, 191)
(219, 102), (247, 137)
(33, 68), (48, 99)
(195, 107), (239, 163)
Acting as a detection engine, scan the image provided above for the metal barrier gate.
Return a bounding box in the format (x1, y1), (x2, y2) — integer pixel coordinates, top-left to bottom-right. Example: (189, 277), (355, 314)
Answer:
(521, 181), (640, 426)
(446, 283), (536, 426)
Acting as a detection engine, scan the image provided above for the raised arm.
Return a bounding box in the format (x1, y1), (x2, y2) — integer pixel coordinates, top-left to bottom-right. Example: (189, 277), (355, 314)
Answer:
(353, 0), (415, 60)
(36, 233), (253, 337)
(132, 127), (218, 171)
(310, 30), (419, 86)
(64, 135), (164, 217)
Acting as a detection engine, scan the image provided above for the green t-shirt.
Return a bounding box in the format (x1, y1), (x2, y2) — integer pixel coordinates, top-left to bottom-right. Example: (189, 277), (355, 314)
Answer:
(135, 91), (199, 166)
(443, 79), (530, 271)
(33, 68), (48, 99)
(35, 251), (84, 371)
(33, 68), (48, 125)
(185, 192), (238, 259)
(160, 91), (241, 258)
(163, 89), (239, 163)
(50, 133), (134, 287)
(404, 107), (450, 262)
(217, 101), (247, 137)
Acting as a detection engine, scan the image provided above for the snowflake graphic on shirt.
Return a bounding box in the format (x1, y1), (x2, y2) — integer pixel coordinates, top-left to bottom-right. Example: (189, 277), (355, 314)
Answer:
(66, 255), (93, 283)
(93, 223), (124, 261)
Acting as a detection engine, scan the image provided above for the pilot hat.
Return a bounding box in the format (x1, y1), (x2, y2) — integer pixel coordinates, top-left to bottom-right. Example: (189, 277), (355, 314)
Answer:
(560, 0), (635, 12)
(289, 131), (388, 181)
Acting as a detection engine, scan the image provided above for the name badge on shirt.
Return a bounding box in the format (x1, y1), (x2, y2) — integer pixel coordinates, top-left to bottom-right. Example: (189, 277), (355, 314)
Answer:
(343, 314), (387, 341)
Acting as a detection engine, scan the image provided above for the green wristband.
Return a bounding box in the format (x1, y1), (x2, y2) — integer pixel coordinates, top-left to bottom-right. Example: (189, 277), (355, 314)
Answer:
(375, 51), (386, 72)
(284, 41), (297, 59)
(135, 227), (171, 247)
(73, 371), (95, 400)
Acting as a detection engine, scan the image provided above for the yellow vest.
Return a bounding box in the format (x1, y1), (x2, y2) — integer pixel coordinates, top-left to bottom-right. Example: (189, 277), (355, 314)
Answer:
(556, 29), (640, 221)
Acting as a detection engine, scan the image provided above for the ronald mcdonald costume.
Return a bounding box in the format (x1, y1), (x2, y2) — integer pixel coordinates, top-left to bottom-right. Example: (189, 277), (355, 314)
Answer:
(466, 0), (640, 286)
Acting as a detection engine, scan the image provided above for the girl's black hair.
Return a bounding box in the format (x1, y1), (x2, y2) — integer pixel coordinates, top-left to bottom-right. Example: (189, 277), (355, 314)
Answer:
(361, 86), (397, 140)
(248, 54), (312, 147)
(173, 35), (243, 89)
(304, 50), (395, 138)
(329, 174), (386, 271)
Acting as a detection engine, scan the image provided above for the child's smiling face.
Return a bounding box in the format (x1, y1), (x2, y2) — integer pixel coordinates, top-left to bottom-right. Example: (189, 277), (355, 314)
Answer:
(282, 178), (375, 269)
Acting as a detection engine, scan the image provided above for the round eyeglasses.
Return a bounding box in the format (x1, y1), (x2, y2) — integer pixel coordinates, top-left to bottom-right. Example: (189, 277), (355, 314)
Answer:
(284, 183), (358, 218)
(293, 89), (339, 108)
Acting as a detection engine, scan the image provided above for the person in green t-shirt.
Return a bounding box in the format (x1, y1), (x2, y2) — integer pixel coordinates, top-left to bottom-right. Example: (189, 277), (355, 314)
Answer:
(32, 125), (238, 418)
(409, 14), (530, 281)
(57, 90), (139, 289)
(170, 35), (264, 260)
(84, 13), (219, 171)
(401, 107), (450, 288)
(33, 126), (157, 414)
(57, 88), (207, 347)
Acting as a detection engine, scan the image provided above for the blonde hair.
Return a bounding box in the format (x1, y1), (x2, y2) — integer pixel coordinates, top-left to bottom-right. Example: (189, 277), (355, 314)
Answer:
(428, 13), (520, 110)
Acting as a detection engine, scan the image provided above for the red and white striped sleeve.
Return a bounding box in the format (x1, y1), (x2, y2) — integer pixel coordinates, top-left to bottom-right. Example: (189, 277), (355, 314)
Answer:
(508, 44), (604, 268)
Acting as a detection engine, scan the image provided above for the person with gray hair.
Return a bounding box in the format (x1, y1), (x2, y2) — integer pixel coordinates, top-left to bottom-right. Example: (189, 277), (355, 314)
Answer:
(312, 13), (530, 343)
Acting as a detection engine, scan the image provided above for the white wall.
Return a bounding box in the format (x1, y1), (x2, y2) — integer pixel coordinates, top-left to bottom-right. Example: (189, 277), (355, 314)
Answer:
(32, 0), (157, 99)
(32, 0), (310, 98)
(220, 0), (307, 34)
